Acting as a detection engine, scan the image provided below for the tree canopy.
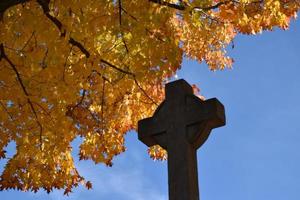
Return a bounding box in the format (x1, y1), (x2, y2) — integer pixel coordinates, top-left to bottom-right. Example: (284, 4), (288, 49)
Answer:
(0, 0), (299, 194)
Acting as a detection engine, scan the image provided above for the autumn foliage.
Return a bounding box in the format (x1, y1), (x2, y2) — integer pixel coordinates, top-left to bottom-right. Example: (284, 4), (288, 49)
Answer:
(0, 0), (299, 194)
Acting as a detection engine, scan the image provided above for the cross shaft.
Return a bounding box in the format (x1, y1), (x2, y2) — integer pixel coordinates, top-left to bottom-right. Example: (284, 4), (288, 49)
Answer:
(138, 79), (225, 200)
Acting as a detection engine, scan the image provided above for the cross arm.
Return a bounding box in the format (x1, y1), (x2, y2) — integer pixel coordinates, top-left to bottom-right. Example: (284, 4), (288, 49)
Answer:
(138, 117), (166, 147)
(185, 97), (226, 149)
(201, 97), (225, 128)
(186, 97), (226, 128)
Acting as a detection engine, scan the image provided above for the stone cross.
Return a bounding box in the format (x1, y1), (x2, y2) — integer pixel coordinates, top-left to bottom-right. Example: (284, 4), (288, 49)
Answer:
(138, 79), (226, 200)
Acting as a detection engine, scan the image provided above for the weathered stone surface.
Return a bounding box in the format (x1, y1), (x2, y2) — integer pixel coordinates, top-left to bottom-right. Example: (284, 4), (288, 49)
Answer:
(138, 79), (226, 200)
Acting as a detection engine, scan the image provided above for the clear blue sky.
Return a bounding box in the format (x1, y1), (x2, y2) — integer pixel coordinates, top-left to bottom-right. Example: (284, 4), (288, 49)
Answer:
(1, 19), (300, 200)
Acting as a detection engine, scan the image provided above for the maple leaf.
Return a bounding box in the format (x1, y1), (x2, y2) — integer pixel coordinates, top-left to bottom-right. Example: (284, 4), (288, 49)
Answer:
(85, 181), (92, 190)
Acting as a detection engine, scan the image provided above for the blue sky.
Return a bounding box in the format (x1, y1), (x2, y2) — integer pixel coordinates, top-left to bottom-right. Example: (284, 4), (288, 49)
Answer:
(1, 19), (300, 200)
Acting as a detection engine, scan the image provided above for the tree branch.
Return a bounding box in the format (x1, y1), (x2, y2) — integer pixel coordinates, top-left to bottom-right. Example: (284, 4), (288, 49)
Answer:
(37, 0), (66, 36)
(149, 0), (235, 12)
(0, 44), (29, 96)
(0, 0), (29, 19)
(69, 38), (90, 58)
(149, 0), (185, 10)
(37, 0), (90, 58)
(193, 1), (233, 11)
(0, 43), (43, 148)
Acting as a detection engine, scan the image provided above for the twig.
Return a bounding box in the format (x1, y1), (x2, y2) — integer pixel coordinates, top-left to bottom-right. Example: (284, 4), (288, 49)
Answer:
(0, 101), (14, 121)
(75, 89), (86, 108)
(100, 59), (134, 76)
(21, 31), (35, 51)
(91, 70), (112, 84)
(101, 77), (105, 133)
(121, 7), (138, 21)
(198, 10), (223, 24)
(100, 58), (158, 105)
(134, 78), (158, 106)
(63, 46), (73, 80)
(118, 0), (129, 53)
(40, 47), (48, 69)
(31, 101), (55, 122)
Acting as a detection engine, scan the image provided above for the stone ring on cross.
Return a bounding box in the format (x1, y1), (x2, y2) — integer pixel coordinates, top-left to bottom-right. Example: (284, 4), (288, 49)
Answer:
(138, 79), (226, 200)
